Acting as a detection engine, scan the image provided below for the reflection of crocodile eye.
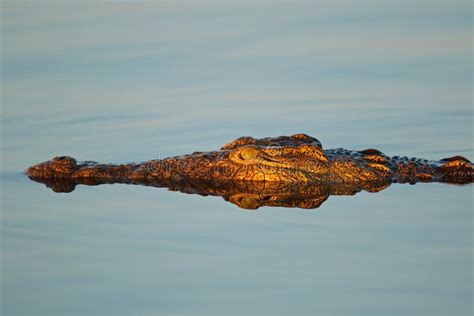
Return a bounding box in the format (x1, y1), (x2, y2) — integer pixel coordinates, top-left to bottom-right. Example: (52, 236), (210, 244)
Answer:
(240, 197), (258, 209)
(239, 147), (258, 160)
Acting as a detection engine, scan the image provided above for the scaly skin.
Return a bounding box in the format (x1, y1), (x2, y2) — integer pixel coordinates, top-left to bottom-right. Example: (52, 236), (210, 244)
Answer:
(27, 133), (474, 185)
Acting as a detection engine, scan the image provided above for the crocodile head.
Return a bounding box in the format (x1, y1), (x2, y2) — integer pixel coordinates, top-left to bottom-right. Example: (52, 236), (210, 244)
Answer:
(148, 133), (331, 182)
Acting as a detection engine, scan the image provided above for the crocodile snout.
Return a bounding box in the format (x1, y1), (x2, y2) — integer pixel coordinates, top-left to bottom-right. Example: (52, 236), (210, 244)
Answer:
(26, 156), (78, 178)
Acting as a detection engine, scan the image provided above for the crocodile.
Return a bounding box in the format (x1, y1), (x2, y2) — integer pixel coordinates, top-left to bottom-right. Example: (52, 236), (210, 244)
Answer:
(26, 133), (473, 185)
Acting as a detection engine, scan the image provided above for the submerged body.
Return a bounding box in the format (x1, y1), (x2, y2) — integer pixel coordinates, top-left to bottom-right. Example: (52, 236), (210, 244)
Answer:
(26, 134), (473, 185)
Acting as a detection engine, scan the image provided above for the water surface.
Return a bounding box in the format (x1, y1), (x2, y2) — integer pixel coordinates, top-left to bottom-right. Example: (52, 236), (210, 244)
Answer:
(1, 1), (473, 316)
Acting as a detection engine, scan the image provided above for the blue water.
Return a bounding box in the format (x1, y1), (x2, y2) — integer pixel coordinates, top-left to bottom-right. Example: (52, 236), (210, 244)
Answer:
(1, 1), (473, 315)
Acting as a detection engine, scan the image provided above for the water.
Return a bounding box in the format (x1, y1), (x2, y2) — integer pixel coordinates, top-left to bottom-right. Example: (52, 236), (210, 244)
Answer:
(1, 1), (473, 315)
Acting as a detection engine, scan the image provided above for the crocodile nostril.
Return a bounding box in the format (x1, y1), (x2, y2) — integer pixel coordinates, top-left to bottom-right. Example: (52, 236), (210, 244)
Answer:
(52, 156), (77, 165)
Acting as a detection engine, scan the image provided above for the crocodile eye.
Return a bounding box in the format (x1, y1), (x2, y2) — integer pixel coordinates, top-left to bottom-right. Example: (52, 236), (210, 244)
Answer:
(239, 147), (259, 160)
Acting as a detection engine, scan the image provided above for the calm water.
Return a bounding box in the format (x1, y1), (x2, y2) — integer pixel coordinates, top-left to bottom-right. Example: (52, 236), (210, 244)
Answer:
(1, 1), (473, 316)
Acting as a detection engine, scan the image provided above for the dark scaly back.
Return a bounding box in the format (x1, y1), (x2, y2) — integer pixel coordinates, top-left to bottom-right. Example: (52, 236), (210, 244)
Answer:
(325, 147), (474, 184)
(384, 154), (472, 184)
(389, 155), (441, 183)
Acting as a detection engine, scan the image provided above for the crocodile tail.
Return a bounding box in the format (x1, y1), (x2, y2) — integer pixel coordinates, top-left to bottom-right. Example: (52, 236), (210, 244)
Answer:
(391, 155), (473, 184)
(437, 156), (474, 184)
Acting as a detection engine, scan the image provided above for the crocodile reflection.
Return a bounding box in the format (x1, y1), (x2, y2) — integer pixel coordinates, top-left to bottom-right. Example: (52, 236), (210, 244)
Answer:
(28, 176), (392, 210)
